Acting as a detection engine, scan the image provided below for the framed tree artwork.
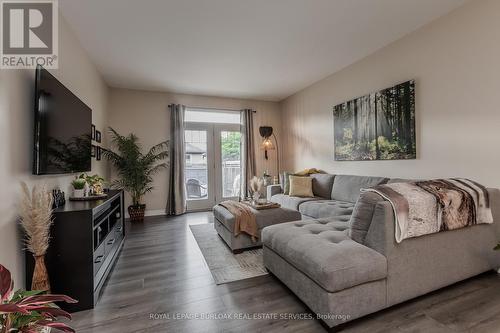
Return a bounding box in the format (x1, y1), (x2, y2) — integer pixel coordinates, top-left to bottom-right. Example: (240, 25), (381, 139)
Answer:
(333, 80), (416, 161)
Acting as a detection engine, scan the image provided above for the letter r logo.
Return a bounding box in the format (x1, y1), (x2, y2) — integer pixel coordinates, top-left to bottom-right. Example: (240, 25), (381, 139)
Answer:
(2, 1), (54, 54)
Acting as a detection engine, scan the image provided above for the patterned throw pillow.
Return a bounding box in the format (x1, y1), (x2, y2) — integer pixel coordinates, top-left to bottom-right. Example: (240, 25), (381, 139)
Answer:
(289, 176), (314, 197)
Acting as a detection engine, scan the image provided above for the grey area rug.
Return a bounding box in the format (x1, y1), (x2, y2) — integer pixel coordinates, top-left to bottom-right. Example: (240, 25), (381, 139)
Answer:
(189, 223), (268, 284)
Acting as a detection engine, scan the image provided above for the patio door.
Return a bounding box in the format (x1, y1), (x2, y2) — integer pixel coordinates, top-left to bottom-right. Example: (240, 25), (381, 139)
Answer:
(184, 122), (241, 211)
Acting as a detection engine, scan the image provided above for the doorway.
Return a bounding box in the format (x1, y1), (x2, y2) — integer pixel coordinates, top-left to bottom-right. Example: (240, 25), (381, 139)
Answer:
(184, 109), (242, 211)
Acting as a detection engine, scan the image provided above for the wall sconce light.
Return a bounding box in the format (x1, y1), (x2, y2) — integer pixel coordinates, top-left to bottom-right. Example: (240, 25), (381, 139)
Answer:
(259, 126), (280, 176)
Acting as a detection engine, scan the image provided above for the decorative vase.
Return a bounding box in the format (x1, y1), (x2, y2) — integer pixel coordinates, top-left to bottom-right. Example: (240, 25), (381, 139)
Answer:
(73, 189), (84, 198)
(128, 204), (146, 222)
(32, 255), (50, 292)
(252, 191), (261, 204)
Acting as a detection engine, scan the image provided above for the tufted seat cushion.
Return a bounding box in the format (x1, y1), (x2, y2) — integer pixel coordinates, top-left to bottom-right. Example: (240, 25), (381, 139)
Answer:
(299, 200), (355, 220)
(262, 219), (387, 293)
(270, 194), (323, 210)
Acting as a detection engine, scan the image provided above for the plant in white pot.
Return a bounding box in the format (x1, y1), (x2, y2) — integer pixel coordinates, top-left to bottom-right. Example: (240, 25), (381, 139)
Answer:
(102, 127), (168, 222)
(71, 178), (86, 198)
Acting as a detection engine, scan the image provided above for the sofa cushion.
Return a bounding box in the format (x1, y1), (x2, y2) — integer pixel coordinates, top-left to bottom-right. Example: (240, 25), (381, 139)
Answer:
(310, 174), (335, 198)
(299, 200), (354, 220)
(262, 219), (387, 292)
(289, 176), (314, 197)
(270, 194), (322, 210)
(348, 191), (385, 244)
(331, 175), (389, 203)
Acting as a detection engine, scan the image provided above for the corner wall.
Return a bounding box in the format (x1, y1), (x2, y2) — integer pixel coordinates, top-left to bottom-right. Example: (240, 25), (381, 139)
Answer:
(108, 88), (282, 213)
(0, 14), (109, 288)
(280, 0), (500, 187)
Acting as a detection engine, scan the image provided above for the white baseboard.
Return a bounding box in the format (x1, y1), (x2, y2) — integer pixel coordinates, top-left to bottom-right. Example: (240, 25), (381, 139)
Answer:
(125, 209), (166, 219)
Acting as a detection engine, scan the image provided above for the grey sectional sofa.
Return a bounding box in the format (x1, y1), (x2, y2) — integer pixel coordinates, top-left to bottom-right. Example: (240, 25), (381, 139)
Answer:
(263, 174), (500, 329)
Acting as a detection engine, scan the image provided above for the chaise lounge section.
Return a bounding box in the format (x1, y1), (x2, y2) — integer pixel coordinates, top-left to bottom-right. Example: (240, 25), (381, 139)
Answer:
(262, 176), (500, 329)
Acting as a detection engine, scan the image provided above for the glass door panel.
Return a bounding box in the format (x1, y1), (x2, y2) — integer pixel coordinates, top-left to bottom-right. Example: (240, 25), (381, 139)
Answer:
(185, 124), (215, 211)
(184, 120), (242, 211)
(220, 131), (241, 199)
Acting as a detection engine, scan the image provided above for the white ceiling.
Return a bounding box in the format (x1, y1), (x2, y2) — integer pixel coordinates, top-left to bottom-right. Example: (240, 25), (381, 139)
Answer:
(60, 0), (468, 101)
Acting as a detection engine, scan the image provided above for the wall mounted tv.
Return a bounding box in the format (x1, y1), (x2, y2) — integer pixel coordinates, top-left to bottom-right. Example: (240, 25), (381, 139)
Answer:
(33, 65), (92, 175)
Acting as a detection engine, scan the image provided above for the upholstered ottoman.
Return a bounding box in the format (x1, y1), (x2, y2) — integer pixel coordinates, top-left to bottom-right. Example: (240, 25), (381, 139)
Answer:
(213, 205), (301, 253)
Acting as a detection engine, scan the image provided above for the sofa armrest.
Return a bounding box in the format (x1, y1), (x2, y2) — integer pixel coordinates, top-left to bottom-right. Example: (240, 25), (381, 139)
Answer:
(267, 184), (282, 199)
(363, 201), (395, 257)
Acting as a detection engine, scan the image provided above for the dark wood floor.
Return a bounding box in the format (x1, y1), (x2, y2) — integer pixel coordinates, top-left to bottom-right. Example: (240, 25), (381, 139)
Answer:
(70, 212), (500, 333)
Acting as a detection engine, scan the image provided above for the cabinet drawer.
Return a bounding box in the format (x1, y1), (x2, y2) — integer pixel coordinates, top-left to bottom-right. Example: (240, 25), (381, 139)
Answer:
(104, 227), (118, 256)
(93, 244), (105, 275)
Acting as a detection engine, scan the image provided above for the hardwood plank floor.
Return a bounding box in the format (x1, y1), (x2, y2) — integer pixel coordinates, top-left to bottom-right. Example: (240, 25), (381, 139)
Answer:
(70, 212), (500, 333)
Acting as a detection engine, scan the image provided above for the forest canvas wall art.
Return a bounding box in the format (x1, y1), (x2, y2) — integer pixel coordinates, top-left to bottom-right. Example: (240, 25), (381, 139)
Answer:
(333, 80), (416, 161)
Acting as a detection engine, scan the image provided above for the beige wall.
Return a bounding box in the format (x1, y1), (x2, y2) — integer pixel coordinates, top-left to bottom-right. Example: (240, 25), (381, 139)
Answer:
(0, 14), (109, 287)
(281, 0), (500, 187)
(108, 88), (281, 213)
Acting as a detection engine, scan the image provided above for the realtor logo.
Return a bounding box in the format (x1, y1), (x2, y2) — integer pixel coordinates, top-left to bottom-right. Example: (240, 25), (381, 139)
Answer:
(1, 0), (58, 68)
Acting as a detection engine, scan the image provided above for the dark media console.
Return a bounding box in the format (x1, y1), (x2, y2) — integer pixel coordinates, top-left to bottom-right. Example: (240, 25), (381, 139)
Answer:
(26, 190), (125, 312)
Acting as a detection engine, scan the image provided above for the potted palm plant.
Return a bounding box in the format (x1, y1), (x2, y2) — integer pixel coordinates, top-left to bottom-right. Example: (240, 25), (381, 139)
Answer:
(102, 127), (168, 222)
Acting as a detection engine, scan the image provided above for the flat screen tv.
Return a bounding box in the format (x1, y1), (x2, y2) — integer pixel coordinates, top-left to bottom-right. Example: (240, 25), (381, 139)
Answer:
(33, 65), (92, 175)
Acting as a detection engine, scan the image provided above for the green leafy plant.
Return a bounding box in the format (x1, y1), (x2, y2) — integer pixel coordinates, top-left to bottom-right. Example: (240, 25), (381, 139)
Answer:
(78, 173), (104, 187)
(0, 264), (77, 333)
(71, 178), (86, 190)
(102, 127), (169, 206)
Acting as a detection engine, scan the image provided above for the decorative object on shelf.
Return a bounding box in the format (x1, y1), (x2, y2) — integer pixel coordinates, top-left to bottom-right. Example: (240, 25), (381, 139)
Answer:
(249, 176), (264, 204)
(333, 80), (416, 161)
(0, 264), (77, 333)
(259, 126), (280, 181)
(70, 174), (107, 201)
(19, 182), (53, 292)
(91, 124), (96, 141)
(102, 127), (169, 222)
(51, 189), (66, 209)
(81, 173), (105, 195)
(95, 130), (101, 143)
(91, 144), (96, 157)
(71, 178), (86, 198)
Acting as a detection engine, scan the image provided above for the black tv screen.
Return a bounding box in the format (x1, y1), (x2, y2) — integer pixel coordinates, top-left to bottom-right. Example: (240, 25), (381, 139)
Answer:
(33, 66), (92, 175)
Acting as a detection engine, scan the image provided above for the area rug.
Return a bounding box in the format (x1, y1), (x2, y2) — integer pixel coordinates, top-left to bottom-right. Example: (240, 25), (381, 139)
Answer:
(189, 223), (268, 284)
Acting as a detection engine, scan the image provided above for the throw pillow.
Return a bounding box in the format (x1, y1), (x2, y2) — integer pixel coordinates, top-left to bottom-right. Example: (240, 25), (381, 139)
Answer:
(282, 172), (293, 195)
(289, 176), (314, 197)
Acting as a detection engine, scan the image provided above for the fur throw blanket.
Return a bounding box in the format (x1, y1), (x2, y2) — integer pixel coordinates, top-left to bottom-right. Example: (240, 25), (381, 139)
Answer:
(363, 179), (493, 243)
